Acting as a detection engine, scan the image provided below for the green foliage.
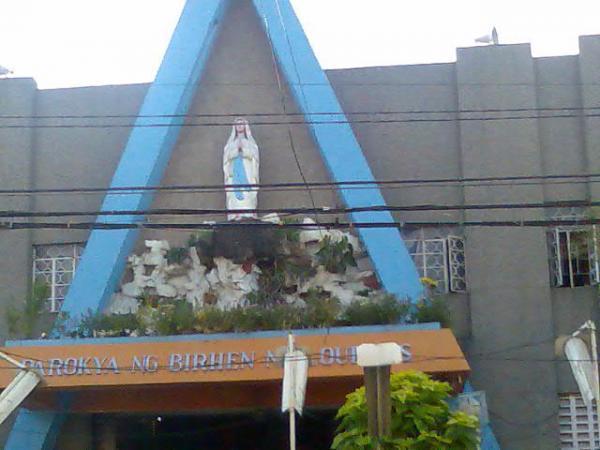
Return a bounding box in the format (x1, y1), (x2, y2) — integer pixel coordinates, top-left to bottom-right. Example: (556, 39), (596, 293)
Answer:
(274, 217), (302, 244)
(154, 299), (196, 335)
(195, 305), (301, 333)
(340, 294), (410, 326)
(332, 371), (479, 450)
(303, 289), (341, 328)
(414, 297), (451, 328)
(316, 236), (357, 274)
(248, 259), (288, 306)
(6, 280), (50, 338)
(77, 310), (142, 338)
(166, 247), (188, 265)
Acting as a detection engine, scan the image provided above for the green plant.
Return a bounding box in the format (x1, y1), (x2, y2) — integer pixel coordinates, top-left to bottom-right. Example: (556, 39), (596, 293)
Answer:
(414, 297), (451, 328)
(316, 236), (357, 274)
(248, 259), (288, 307)
(340, 294), (410, 326)
(77, 310), (142, 337)
(303, 288), (341, 328)
(154, 299), (196, 335)
(5, 280), (50, 338)
(332, 371), (479, 450)
(274, 217), (301, 244)
(166, 247), (188, 265)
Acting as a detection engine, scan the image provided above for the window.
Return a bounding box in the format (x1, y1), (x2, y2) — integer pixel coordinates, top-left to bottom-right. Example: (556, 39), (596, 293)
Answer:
(33, 243), (84, 312)
(548, 227), (599, 288)
(559, 393), (599, 449)
(402, 230), (466, 294)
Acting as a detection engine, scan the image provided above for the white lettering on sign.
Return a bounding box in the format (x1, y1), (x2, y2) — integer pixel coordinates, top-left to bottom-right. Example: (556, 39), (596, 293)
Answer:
(18, 343), (413, 377)
(23, 356), (120, 376)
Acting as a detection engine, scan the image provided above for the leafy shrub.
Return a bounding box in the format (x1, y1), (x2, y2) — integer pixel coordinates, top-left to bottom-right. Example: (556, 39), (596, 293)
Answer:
(414, 297), (451, 328)
(303, 288), (341, 328)
(340, 294), (410, 326)
(166, 247), (188, 265)
(316, 236), (357, 274)
(154, 300), (195, 335)
(6, 280), (50, 338)
(332, 371), (479, 450)
(77, 310), (142, 337)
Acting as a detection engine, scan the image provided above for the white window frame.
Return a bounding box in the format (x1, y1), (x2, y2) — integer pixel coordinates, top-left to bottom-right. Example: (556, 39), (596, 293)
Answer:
(549, 226), (599, 288)
(559, 393), (599, 449)
(404, 234), (467, 294)
(32, 243), (84, 313)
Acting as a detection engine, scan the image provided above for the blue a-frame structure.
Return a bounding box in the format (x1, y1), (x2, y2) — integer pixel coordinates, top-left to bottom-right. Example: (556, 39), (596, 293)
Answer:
(6, 1), (499, 448)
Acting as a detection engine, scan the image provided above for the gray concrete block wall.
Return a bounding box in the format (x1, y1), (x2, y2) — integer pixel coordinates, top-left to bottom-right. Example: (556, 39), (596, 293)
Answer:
(579, 35), (600, 201)
(456, 43), (558, 449)
(536, 55), (588, 202)
(0, 78), (37, 337)
(30, 83), (148, 246)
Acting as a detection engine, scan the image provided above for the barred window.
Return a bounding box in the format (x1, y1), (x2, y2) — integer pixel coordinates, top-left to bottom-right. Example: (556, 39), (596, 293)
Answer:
(402, 230), (466, 294)
(548, 227), (599, 288)
(559, 393), (599, 449)
(33, 243), (85, 312)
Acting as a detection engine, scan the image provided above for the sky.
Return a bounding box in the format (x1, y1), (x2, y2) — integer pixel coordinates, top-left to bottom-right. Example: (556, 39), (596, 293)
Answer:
(1, 0), (600, 89)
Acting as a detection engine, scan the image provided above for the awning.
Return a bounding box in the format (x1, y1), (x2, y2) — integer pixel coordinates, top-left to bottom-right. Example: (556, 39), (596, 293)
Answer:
(0, 324), (469, 413)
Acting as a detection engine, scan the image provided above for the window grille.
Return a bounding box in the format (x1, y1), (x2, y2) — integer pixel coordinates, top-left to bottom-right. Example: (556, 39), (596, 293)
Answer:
(448, 235), (467, 293)
(559, 393), (599, 450)
(548, 226), (599, 288)
(403, 234), (467, 294)
(32, 243), (84, 312)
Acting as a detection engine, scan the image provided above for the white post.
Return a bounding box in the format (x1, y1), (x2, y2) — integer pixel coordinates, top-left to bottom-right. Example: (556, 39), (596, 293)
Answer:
(588, 321), (600, 437)
(0, 351), (43, 425)
(287, 333), (296, 450)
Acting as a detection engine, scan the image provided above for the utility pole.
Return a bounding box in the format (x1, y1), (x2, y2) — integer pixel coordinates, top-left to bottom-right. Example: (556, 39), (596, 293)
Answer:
(357, 343), (403, 448)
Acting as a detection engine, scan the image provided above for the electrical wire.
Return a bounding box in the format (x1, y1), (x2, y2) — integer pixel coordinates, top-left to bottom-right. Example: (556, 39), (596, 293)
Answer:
(1, 199), (599, 219)
(2, 105), (600, 121)
(264, 8), (321, 231)
(0, 172), (598, 197)
(1, 112), (600, 129)
(2, 218), (599, 231)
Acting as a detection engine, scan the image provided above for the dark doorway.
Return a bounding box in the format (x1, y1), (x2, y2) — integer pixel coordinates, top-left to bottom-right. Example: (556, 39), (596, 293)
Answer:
(114, 409), (336, 450)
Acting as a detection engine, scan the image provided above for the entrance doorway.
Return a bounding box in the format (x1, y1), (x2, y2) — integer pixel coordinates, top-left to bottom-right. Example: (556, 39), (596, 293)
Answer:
(113, 410), (336, 450)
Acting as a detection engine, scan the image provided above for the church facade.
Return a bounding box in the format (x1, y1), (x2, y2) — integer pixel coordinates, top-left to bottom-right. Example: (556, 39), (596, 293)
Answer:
(1, 0), (600, 448)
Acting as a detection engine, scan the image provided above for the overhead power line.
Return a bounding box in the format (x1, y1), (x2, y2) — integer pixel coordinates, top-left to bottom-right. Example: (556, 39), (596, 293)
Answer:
(1, 112), (600, 129)
(1, 199), (599, 219)
(1, 106), (600, 121)
(2, 218), (599, 231)
(0, 173), (598, 197)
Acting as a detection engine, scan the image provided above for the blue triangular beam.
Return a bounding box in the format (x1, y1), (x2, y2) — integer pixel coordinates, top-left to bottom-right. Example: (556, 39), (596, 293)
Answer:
(7, 0), (421, 447)
(253, 0), (422, 300)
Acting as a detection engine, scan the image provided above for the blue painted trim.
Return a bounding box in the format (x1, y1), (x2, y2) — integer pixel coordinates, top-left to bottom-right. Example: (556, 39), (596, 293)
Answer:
(463, 381), (502, 450)
(4, 410), (64, 450)
(6, 322), (441, 348)
(252, 0), (423, 302)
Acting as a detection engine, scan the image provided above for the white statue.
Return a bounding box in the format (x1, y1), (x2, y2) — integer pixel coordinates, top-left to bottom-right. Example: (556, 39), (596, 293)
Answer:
(223, 118), (259, 220)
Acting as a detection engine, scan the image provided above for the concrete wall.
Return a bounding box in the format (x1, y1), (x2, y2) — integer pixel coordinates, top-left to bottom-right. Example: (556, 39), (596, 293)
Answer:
(0, 78), (36, 337)
(2, 3), (600, 448)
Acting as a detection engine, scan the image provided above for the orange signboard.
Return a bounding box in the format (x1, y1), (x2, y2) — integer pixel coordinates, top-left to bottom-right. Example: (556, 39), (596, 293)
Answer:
(0, 328), (468, 390)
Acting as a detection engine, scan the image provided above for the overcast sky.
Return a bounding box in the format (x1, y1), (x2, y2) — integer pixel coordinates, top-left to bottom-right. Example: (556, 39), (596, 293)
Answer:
(1, 0), (599, 89)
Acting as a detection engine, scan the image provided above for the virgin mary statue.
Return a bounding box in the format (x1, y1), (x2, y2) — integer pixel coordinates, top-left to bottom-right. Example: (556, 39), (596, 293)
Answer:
(223, 118), (260, 221)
